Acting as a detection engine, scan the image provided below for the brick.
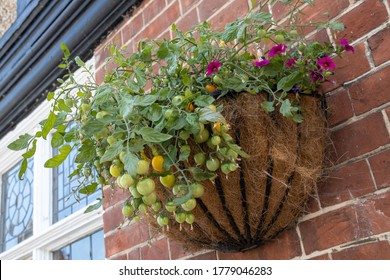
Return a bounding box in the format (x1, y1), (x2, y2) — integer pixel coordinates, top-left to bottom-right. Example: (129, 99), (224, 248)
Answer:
(208, 0), (249, 31)
(103, 204), (126, 233)
(320, 43), (370, 93)
(349, 66), (390, 116)
(330, 112), (389, 162)
(176, 7), (198, 31)
(104, 221), (150, 257)
(272, 0), (301, 21)
(326, 88), (354, 126)
(317, 160), (376, 207)
(180, 0), (201, 14)
(368, 26), (390, 66)
(332, 240), (390, 260)
(369, 149), (390, 189)
(198, 0), (232, 22)
(134, 2), (180, 43)
(102, 185), (129, 210)
(298, 0), (350, 35)
(122, 12), (143, 45)
(143, 0), (167, 24)
(300, 192), (390, 254)
(140, 238), (170, 260)
(299, 205), (362, 254)
(127, 248), (141, 260)
(304, 192), (321, 214)
(336, 0), (388, 42)
(218, 228), (301, 260)
(169, 238), (199, 260)
(357, 191), (390, 235)
(188, 251), (217, 260)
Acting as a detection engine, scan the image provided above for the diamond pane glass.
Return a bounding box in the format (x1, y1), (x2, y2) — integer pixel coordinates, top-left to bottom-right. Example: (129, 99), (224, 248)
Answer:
(52, 230), (105, 260)
(53, 147), (99, 223)
(1, 159), (34, 253)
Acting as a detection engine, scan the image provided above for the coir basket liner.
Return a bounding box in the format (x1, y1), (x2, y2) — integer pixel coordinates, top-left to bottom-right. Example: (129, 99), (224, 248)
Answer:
(154, 92), (327, 252)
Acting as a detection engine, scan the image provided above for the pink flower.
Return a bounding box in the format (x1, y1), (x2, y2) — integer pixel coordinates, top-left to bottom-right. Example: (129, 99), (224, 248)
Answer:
(269, 44), (287, 57)
(254, 59), (270, 67)
(317, 56), (336, 70)
(206, 61), (222, 76)
(340, 38), (355, 53)
(285, 58), (297, 68)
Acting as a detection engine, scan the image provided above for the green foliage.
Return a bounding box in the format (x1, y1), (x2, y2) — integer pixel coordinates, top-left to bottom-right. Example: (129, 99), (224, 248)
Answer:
(9, 0), (353, 225)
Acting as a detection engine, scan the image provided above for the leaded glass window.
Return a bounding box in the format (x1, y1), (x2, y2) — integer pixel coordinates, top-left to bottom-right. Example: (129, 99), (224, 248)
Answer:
(0, 159), (34, 253)
(52, 229), (105, 260)
(53, 146), (99, 223)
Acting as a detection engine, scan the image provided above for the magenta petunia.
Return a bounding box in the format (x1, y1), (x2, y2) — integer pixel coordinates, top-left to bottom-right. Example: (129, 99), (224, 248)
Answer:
(340, 38), (355, 53)
(254, 59), (270, 67)
(206, 61), (222, 76)
(269, 44), (287, 57)
(285, 58), (297, 68)
(317, 56), (336, 70)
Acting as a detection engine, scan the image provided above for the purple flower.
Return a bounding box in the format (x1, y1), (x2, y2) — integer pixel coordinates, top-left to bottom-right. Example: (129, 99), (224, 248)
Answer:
(310, 70), (324, 83)
(269, 44), (287, 57)
(254, 59), (270, 67)
(285, 58), (297, 68)
(317, 56), (336, 70)
(206, 61), (222, 76)
(340, 38), (355, 53)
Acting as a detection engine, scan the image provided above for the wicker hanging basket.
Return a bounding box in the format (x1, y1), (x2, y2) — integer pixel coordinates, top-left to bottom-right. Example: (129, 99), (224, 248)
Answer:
(154, 92), (327, 252)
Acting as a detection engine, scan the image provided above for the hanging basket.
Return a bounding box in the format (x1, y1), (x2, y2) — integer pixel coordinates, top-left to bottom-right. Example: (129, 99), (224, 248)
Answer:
(154, 92), (327, 252)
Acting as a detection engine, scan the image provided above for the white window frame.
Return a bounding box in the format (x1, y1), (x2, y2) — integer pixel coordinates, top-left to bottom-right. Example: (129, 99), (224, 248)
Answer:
(0, 60), (104, 260)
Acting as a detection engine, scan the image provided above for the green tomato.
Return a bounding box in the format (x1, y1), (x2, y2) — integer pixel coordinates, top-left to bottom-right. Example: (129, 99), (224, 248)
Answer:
(194, 128), (210, 143)
(137, 159), (150, 175)
(185, 213), (195, 224)
(257, 29), (267, 38)
(181, 198), (197, 211)
(130, 187), (142, 199)
(96, 111), (109, 119)
(228, 163), (238, 172)
(275, 34), (285, 43)
(194, 152), (206, 166)
(175, 212), (186, 224)
(151, 201), (162, 212)
(142, 191), (157, 206)
(159, 174), (175, 188)
(107, 135), (117, 145)
(64, 98), (73, 107)
(138, 203), (148, 213)
(110, 163), (123, 177)
(184, 88), (193, 97)
(290, 29), (298, 37)
(81, 103), (91, 112)
(213, 75), (222, 85)
(179, 130), (190, 141)
(97, 176), (105, 185)
(136, 178), (155, 196)
(211, 135), (221, 146)
(190, 183), (205, 198)
(119, 173), (135, 188)
(157, 215), (169, 227)
(122, 204), (135, 218)
(133, 215), (140, 222)
(165, 204), (177, 213)
(221, 163), (231, 175)
(206, 157), (220, 172)
(164, 109), (174, 119)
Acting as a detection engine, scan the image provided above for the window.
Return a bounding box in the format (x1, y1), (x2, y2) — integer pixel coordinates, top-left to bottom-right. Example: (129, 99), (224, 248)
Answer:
(53, 230), (105, 260)
(0, 60), (104, 260)
(0, 159), (34, 253)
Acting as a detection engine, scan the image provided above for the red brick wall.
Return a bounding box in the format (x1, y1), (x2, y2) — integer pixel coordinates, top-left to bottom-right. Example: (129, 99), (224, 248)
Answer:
(95, 0), (390, 260)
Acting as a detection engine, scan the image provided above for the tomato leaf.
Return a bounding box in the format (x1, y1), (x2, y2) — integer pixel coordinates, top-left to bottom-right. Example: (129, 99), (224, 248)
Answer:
(44, 144), (72, 168)
(198, 108), (226, 123)
(75, 139), (96, 163)
(42, 111), (57, 140)
(7, 133), (33, 151)
(170, 189), (193, 206)
(79, 183), (98, 195)
(22, 139), (37, 159)
(137, 127), (172, 143)
(84, 199), (102, 213)
(100, 141), (124, 163)
(277, 72), (300, 92)
(18, 159), (28, 180)
(189, 167), (216, 181)
(51, 132), (64, 148)
(123, 152), (139, 177)
(261, 101), (275, 113)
